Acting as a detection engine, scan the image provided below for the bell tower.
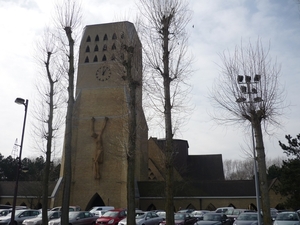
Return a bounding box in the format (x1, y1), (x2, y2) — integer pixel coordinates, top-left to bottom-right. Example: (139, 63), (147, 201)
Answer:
(55, 21), (148, 210)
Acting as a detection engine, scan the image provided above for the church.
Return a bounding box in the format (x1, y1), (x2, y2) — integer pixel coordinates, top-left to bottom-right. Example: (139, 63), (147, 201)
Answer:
(0, 21), (283, 211)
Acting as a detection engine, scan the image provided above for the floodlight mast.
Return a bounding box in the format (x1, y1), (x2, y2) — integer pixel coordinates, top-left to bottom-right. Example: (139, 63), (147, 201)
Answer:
(236, 75), (262, 225)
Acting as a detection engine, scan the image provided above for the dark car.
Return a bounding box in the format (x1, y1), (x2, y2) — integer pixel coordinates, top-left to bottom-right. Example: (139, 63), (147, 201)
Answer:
(195, 213), (231, 225)
(159, 213), (197, 225)
(225, 209), (250, 224)
(96, 209), (126, 225)
(233, 212), (260, 225)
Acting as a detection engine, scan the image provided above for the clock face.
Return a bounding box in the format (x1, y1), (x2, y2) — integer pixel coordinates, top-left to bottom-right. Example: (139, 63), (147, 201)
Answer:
(95, 66), (111, 81)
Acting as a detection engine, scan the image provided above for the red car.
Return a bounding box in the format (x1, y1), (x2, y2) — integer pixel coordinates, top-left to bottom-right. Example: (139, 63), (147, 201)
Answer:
(96, 209), (127, 225)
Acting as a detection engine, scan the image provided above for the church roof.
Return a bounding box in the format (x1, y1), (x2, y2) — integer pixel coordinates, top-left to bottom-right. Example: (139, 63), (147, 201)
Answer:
(137, 180), (257, 198)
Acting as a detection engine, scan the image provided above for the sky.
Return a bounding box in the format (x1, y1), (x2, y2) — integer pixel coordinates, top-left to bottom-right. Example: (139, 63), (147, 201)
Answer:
(0, 0), (300, 162)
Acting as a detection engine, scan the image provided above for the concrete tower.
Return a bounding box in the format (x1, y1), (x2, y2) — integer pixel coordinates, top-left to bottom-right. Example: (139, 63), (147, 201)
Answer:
(54, 21), (148, 210)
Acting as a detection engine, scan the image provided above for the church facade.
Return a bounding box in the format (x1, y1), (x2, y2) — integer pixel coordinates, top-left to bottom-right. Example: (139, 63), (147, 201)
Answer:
(0, 21), (284, 212)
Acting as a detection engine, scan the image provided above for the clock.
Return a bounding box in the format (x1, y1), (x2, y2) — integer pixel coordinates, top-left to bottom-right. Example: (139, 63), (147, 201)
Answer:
(95, 66), (111, 81)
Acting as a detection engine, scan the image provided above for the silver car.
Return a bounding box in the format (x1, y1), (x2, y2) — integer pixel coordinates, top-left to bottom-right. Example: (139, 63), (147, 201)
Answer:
(118, 211), (163, 225)
(22, 211), (61, 225)
(274, 212), (300, 225)
(233, 212), (259, 225)
(0, 209), (40, 225)
(0, 209), (12, 217)
(48, 211), (97, 225)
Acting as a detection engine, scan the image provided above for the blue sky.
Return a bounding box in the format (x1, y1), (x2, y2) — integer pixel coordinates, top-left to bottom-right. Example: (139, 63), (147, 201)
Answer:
(0, 0), (299, 161)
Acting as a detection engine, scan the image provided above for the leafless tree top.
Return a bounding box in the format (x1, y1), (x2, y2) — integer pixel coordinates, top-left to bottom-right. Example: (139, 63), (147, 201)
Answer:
(210, 39), (286, 132)
(138, 0), (193, 135)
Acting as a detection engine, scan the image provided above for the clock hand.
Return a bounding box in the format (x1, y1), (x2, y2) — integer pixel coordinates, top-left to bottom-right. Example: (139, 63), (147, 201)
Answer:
(102, 67), (107, 75)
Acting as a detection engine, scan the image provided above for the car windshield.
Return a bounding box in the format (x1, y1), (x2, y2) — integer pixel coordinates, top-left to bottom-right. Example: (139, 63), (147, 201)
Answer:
(276, 213), (298, 221)
(103, 211), (119, 217)
(136, 212), (146, 219)
(237, 213), (257, 221)
(203, 214), (222, 221)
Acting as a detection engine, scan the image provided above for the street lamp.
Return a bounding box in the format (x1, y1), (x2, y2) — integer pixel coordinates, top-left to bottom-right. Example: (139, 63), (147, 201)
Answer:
(10, 98), (29, 225)
(236, 75), (262, 225)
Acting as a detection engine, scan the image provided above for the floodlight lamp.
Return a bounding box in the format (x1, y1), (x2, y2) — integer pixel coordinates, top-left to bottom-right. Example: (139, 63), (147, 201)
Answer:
(21, 167), (29, 173)
(252, 88), (257, 94)
(240, 86), (247, 93)
(254, 97), (263, 102)
(254, 74), (261, 82)
(245, 76), (251, 83)
(15, 98), (25, 105)
(237, 75), (243, 83)
(236, 97), (246, 103)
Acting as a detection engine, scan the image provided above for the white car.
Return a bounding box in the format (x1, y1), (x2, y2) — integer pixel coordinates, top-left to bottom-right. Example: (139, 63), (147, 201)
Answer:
(22, 211), (61, 225)
(48, 211), (97, 225)
(0, 209), (40, 225)
(118, 211), (163, 225)
(89, 206), (114, 216)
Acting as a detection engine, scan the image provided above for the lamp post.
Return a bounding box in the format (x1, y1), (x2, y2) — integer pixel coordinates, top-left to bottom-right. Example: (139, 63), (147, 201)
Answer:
(236, 75), (262, 225)
(10, 98), (28, 225)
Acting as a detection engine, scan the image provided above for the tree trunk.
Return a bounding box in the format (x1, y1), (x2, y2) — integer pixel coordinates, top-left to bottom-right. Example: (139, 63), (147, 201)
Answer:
(163, 17), (175, 225)
(61, 26), (75, 225)
(252, 116), (271, 225)
(42, 52), (54, 225)
(126, 47), (138, 225)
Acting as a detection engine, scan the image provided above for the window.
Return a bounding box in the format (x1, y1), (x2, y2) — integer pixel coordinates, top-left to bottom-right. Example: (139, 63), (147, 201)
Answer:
(103, 44), (107, 51)
(85, 46), (90, 52)
(102, 55), (107, 61)
(84, 56), (89, 63)
(112, 43), (116, 50)
(103, 34), (108, 40)
(95, 35), (99, 41)
(86, 36), (91, 42)
(112, 33), (117, 39)
(94, 45), (99, 52)
(93, 55), (98, 62)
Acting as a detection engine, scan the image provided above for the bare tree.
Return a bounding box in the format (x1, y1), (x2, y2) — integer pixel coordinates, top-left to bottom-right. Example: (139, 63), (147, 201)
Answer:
(32, 27), (65, 225)
(53, 0), (82, 224)
(138, 1), (192, 224)
(210, 39), (285, 225)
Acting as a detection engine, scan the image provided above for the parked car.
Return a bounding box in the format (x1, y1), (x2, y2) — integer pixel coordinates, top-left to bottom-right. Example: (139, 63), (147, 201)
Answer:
(273, 211), (300, 225)
(225, 209), (250, 224)
(0, 209), (40, 225)
(0, 209), (12, 217)
(96, 209), (126, 225)
(190, 210), (211, 221)
(50, 206), (80, 212)
(233, 212), (259, 225)
(159, 213), (197, 225)
(155, 211), (166, 220)
(271, 208), (279, 221)
(195, 212), (231, 225)
(89, 206), (114, 216)
(119, 211), (163, 225)
(48, 211), (97, 225)
(215, 207), (234, 214)
(22, 211), (61, 225)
